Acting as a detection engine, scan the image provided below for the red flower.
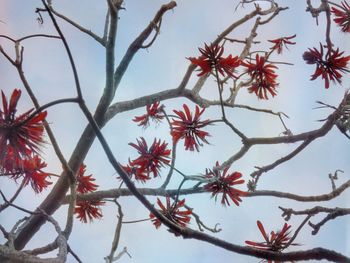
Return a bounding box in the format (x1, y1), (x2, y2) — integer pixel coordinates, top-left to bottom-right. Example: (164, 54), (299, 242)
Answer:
(204, 161), (247, 206)
(2, 150), (52, 193)
(133, 101), (164, 128)
(245, 220), (298, 263)
(149, 196), (192, 229)
(0, 89), (47, 160)
(268, 34), (296, 54)
(331, 1), (350, 33)
(242, 55), (278, 99)
(303, 44), (350, 89)
(76, 164), (98, 194)
(22, 155), (52, 193)
(75, 200), (105, 223)
(120, 161), (151, 183)
(188, 43), (241, 77)
(171, 104), (210, 152)
(129, 137), (171, 177)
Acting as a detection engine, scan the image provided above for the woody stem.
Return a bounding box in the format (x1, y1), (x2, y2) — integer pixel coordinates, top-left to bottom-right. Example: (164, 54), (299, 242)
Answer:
(214, 67), (226, 119)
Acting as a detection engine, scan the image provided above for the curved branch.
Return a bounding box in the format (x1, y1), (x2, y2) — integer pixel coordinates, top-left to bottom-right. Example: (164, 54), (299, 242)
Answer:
(112, 1), (176, 94)
(246, 107), (339, 145)
(45, 3), (105, 45)
(65, 174), (350, 203)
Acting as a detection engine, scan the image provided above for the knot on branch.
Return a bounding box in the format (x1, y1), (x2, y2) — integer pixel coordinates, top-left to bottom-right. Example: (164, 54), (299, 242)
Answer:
(308, 221), (320, 235)
(279, 206), (292, 221)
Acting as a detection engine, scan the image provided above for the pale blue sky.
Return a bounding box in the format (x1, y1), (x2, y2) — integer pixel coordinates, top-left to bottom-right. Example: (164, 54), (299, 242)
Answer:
(0, 1), (349, 262)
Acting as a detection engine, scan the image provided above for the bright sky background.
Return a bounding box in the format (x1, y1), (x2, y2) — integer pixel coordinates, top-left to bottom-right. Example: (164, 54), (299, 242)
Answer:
(0, 0), (350, 262)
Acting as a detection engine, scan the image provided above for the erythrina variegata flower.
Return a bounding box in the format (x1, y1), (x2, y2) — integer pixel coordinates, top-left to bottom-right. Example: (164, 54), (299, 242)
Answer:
(2, 148), (52, 193)
(129, 137), (171, 177)
(242, 54), (278, 99)
(188, 43), (241, 77)
(303, 44), (350, 89)
(21, 155), (52, 193)
(120, 160), (151, 183)
(331, 1), (350, 33)
(75, 200), (105, 223)
(149, 196), (192, 229)
(268, 34), (296, 54)
(76, 164), (98, 194)
(171, 104), (210, 152)
(0, 89), (47, 161)
(204, 161), (247, 206)
(245, 221), (299, 263)
(133, 101), (164, 128)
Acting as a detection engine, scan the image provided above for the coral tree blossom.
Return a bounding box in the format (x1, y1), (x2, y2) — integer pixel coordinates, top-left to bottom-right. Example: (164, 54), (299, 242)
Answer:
(120, 161), (151, 183)
(303, 44), (350, 89)
(188, 43), (241, 77)
(245, 220), (298, 263)
(133, 101), (164, 128)
(171, 104), (210, 152)
(331, 1), (350, 33)
(0, 89), (47, 160)
(0, 89), (51, 193)
(76, 164), (98, 194)
(268, 34), (296, 54)
(74, 164), (103, 223)
(129, 137), (171, 177)
(242, 54), (278, 99)
(20, 155), (52, 193)
(150, 196), (192, 229)
(3, 149), (52, 193)
(75, 200), (105, 223)
(204, 161), (247, 206)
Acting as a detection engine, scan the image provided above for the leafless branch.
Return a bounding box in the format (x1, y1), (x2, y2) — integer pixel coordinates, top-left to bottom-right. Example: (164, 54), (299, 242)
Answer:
(105, 200), (124, 263)
(43, 2), (105, 45)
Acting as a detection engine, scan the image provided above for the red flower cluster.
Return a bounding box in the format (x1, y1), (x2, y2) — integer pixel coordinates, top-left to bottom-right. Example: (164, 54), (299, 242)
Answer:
(245, 220), (298, 263)
(133, 101), (164, 128)
(0, 89), (47, 159)
(2, 148), (52, 193)
(150, 196), (192, 229)
(75, 200), (105, 223)
(268, 34), (296, 54)
(242, 55), (278, 100)
(129, 137), (171, 177)
(331, 1), (350, 33)
(76, 164), (98, 194)
(188, 43), (241, 77)
(120, 161), (151, 183)
(0, 90), (51, 193)
(303, 44), (350, 89)
(171, 104), (210, 152)
(74, 164), (103, 223)
(204, 162), (247, 206)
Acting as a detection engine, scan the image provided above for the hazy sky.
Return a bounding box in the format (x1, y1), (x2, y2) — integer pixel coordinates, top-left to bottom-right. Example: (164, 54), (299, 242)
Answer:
(0, 1), (350, 262)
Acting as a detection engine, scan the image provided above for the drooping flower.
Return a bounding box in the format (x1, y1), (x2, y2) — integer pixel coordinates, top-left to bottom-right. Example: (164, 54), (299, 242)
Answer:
(120, 161), (151, 183)
(75, 200), (105, 223)
(204, 161), (247, 206)
(0, 89), (47, 160)
(268, 34), (296, 54)
(245, 220), (298, 262)
(2, 150), (52, 193)
(133, 101), (164, 128)
(149, 196), (192, 229)
(171, 104), (210, 152)
(188, 43), (241, 77)
(303, 44), (350, 89)
(76, 164), (98, 194)
(129, 137), (171, 177)
(242, 54), (278, 99)
(331, 1), (350, 33)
